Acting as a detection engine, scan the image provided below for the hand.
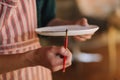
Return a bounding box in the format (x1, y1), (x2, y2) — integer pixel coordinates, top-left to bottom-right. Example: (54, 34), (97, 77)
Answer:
(25, 46), (72, 72)
(73, 18), (93, 42)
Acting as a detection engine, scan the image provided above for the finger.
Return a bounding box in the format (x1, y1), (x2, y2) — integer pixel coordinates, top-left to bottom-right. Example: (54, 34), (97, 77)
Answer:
(56, 53), (64, 58)
(52, 57), (63, 66)
(52, 50), (72, 68)
(75, 35), (92, 39)
(74, 36), (87, 41)
(53, 46), (68, 56)
(54, 50), (72, 66)
(65, 49), (72, 62)
(52, 62), (72, 72)
(76, 18), (89, 26)
(81, 34), (94, 36)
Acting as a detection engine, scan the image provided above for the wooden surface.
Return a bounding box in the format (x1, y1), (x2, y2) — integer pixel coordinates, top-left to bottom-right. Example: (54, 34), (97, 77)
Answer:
(52, 43), (120, 80)
(52, 0), (120, 80)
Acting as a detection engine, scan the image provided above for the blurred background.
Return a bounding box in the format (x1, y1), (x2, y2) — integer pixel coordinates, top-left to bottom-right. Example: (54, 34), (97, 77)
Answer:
(42, 0), (120, 80)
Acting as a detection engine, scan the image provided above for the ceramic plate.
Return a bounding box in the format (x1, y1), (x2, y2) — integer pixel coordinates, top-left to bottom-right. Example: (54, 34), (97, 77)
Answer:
(35, 25), (99, 36)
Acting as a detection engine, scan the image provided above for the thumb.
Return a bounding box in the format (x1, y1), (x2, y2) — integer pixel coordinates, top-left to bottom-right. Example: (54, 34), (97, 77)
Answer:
(76, 18), (89, 26)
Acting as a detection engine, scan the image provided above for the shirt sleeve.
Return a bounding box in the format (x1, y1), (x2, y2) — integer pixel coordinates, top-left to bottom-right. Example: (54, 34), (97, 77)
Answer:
(0, 0), (18, 30)
(36, 0), (56, 27)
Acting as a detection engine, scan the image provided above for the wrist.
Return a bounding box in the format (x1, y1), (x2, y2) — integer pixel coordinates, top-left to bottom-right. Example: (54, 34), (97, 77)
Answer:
(23, 50), (38, 67)
(48, 18), (76, 26)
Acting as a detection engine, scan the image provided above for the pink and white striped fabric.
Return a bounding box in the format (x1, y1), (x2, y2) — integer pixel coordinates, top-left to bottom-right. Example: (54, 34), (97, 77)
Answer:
(0, 0), (52, 80)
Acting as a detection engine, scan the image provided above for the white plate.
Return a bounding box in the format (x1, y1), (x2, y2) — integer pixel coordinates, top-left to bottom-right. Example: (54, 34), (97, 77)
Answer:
(35, 25), (99, 36)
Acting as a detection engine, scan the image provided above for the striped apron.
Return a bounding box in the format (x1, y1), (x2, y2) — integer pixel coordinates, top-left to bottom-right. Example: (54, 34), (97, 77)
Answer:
(0, 0), (52, 80)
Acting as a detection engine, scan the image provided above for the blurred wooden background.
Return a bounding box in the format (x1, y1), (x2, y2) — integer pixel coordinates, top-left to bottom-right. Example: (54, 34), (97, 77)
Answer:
(50, 0), (120, 80)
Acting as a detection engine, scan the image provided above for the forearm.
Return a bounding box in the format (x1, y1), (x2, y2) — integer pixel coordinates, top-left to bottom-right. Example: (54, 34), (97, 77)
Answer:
(47, 18), (76, 26)
(0, 51), (33, 74)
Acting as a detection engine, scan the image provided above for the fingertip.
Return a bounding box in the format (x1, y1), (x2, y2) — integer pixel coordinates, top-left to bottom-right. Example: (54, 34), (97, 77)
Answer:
(78, 18), (88, 26)
(67, 62), (72, 66)
(81, 18), (87, 22)
(82, 18), (88, 26)
(74, 36), (86, 42)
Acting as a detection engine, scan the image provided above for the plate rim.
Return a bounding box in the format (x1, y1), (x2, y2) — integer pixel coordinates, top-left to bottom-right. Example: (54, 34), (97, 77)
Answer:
(35, 25), (99, 36)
